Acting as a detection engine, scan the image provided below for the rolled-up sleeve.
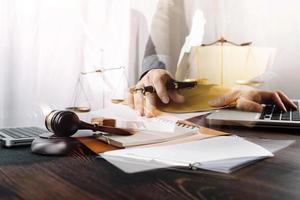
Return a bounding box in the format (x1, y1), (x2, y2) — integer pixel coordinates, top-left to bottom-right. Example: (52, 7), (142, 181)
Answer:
(140, 54), (169, 79)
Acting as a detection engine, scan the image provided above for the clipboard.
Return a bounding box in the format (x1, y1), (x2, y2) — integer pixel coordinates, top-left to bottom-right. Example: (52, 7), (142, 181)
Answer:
(158, 83), (231, 113)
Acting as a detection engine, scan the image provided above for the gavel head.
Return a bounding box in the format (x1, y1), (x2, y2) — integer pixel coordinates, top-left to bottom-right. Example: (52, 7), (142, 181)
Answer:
(45, 110), (80, 137)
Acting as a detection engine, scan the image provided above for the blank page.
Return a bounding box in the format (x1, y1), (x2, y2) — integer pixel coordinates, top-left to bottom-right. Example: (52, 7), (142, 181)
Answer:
(103, 136), (273, 166)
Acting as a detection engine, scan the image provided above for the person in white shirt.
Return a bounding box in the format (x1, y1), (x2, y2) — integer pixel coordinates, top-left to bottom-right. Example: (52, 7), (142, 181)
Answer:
(127, 0), (296, 117)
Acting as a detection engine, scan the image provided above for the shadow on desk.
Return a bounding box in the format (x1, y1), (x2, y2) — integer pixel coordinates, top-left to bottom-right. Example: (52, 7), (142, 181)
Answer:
(0, 146), (56, 166)
(0, 142), (94, 167)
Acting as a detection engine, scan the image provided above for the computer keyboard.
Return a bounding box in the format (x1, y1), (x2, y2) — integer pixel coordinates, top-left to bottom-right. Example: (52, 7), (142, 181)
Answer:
(0, 127), (46, 139)
(259, 101), (300, 121)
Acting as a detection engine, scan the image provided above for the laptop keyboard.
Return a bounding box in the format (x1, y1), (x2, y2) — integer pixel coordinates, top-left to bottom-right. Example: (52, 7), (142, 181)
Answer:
(259, 101), (300, 121)
(0, 127), (46, 139)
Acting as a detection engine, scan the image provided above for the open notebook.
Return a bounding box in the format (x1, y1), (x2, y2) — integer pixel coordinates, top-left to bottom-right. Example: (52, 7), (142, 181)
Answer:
(96, 118), (199, 148)
(100, 136), (274, 173)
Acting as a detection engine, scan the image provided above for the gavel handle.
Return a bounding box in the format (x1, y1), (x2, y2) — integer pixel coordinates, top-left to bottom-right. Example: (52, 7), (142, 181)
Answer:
(95, 125), (133, 136)
(79, 121), (133, 136)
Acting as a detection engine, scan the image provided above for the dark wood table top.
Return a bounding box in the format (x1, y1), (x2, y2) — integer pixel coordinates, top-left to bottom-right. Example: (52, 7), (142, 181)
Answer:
(1, 116), (300, 200)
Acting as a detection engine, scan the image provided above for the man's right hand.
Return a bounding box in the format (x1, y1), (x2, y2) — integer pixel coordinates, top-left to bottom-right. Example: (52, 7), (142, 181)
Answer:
(127, 69), (185, 117)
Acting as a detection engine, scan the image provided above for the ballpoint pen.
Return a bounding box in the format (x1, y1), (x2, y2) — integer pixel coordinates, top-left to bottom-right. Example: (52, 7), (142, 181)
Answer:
(132, 80), (198, 94)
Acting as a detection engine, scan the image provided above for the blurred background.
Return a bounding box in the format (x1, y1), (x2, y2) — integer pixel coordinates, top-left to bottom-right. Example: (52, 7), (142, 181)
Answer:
(0, 0), (299, 127)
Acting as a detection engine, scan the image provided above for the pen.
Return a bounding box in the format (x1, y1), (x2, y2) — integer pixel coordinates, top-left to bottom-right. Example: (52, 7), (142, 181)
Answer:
(134, 80), (198, 94)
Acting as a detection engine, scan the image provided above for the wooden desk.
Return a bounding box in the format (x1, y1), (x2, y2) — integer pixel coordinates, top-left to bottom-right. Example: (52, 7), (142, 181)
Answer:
(0, 116), (300, 200)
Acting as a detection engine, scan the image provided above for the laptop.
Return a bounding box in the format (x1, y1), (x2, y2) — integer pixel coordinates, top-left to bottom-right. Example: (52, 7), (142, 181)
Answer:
(206, 100), (300, 129)
(0, 127), (47, 147)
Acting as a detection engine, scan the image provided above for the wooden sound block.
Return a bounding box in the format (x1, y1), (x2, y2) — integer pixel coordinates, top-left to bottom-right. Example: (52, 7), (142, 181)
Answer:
(158, 84), (231, 113)
(91, 117), (116, 127)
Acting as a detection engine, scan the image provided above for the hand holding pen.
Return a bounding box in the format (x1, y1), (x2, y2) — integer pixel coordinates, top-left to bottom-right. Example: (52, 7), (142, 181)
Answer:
(131, 80), (197, 94)
(127, 69), (186, 117)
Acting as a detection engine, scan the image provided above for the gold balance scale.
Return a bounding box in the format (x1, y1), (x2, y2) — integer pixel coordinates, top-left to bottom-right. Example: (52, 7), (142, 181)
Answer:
(66, 66), (126, 113)
(176, 37), (276, 87)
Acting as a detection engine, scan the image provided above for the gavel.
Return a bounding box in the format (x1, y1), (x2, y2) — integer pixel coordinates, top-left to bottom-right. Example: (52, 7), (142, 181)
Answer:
(45, 110), (132, 137)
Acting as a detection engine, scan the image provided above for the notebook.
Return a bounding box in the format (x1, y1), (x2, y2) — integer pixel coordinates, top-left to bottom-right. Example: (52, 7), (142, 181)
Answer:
(101, 136), (274, 173)
(96, 118), (199, 148)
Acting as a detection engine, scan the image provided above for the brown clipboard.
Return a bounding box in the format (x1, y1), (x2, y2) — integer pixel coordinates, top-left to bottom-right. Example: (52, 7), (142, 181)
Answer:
(158, 84), (231, 113)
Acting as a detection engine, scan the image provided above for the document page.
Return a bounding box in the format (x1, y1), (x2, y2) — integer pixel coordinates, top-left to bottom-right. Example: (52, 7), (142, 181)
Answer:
(102, 136), (273, 169)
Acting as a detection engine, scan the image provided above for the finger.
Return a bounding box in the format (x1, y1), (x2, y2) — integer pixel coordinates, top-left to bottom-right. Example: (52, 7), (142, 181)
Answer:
(145, 92), (157, 118)
(127, 87), (135, 108)
(152, 75), (170, 104)
(168, 90), (185, 104)
(143, 78), (157, 117)
(271, 92), (287, 112)
(134, 91), (144, 116)
(258, 91), (287, 112)
(208, 90), (240, 107)
(133, 83), (145, 116)
(277, 91), (297, 110)
(236, 98), (263, 112)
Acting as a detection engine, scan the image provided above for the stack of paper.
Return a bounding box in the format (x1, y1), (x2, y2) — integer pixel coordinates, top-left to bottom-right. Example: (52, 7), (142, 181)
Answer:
(100, 136), (274, 173)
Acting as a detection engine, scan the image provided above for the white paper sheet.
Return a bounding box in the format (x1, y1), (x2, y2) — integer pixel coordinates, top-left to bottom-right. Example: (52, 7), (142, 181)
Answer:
(100, 136), (274, 173)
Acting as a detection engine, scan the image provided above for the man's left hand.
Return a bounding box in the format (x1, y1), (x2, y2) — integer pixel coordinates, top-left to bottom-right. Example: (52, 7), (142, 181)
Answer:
(208, 89), (297, 112)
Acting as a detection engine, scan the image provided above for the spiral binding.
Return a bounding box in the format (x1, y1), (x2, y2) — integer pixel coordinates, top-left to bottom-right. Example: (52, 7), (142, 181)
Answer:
(175, 121), (197, 129)
(155, 118), (197, 129)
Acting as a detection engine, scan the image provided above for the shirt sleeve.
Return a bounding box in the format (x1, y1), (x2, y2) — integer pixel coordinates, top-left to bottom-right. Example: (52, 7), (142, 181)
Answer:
(140, 54), (169, 79)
